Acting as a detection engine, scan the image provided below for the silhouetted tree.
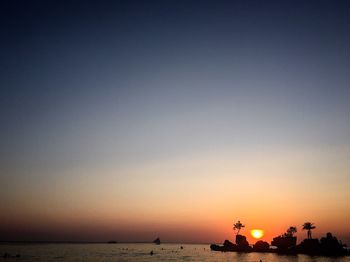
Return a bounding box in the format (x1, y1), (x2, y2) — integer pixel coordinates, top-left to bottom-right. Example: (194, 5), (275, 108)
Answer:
(233, 220), (245, 235)
(302, 222), (316, 239)
(285, 226), (297, 237)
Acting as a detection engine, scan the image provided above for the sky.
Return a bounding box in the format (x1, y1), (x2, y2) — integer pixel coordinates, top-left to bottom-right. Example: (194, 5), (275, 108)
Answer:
(1, 0), (350, 244)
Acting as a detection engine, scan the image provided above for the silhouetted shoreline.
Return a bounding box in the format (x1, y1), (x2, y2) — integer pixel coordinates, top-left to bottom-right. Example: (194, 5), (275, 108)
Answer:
(210, 233), (349, 257)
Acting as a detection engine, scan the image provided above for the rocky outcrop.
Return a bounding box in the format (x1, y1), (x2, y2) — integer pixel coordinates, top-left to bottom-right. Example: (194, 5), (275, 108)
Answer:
(253, 240), (270, 252)
(271, 235), (297, 252)
(319, 232), (348, 256)
(296, 238), (320, 255)
(293, 233), (348, 256)
(210, 235), (252, 252)
(210, 232), (349, 256)
(210, 240), (235, 251)
(235, 234), (252, 251)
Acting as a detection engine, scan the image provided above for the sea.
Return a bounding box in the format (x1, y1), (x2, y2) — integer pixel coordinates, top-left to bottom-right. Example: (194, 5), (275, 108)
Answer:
(0, 243), (349, 261)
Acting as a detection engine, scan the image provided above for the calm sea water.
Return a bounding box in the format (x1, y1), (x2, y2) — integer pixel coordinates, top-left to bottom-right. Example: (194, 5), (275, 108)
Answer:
(0, 243), (349, 261)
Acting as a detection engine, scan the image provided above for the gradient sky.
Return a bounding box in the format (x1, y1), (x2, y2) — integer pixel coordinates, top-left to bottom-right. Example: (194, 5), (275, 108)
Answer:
(1, 0), (350, 244)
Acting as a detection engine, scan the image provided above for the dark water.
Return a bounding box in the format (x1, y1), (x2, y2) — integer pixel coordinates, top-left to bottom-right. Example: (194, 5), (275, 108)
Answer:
(0, 243), (349, 261)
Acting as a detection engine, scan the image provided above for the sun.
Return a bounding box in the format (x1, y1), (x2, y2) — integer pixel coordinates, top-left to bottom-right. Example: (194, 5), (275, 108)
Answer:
(250, 229), (264, 239)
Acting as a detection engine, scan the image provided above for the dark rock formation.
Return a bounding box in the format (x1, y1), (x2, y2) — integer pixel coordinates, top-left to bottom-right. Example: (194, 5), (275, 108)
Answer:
(253, 240), (270, 252)
(210, 235), (252, 252)
(319, 233), (348, 256)
(210, 240), (236, 252)
(210, 232), (349, 257)
(210, 244), (224, 251)
(294, 233), (349, 256)
(235, 234), (252, 251)
(271, 235), (297, 252)
(223, 240), (236, 251)
(296, 238), (320, 255)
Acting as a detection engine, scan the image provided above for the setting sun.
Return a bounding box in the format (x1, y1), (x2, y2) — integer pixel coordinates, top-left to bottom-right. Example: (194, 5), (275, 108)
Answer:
(250, 229), (264, 239)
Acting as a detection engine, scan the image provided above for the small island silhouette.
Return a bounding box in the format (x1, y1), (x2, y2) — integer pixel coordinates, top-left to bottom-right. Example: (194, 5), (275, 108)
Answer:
(210, 220), (349, 257)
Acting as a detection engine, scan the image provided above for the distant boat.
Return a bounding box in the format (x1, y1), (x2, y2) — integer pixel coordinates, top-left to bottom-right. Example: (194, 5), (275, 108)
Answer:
(153, 238), (161, 245)
(107, 240), (117, 244)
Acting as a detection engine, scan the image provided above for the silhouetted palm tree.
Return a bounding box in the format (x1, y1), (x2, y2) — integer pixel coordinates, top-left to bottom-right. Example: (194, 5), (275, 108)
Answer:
(233, 220), (245, 235)
(302, 222), (316, 239)
(285, 226), (297, 237)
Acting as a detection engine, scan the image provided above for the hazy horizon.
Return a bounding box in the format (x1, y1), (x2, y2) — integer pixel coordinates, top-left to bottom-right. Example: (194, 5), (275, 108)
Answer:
(1, 0), (350, 245)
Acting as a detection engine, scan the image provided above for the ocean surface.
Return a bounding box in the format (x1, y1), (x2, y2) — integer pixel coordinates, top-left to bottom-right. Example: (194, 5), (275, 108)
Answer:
(0, 243), (349, 261)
